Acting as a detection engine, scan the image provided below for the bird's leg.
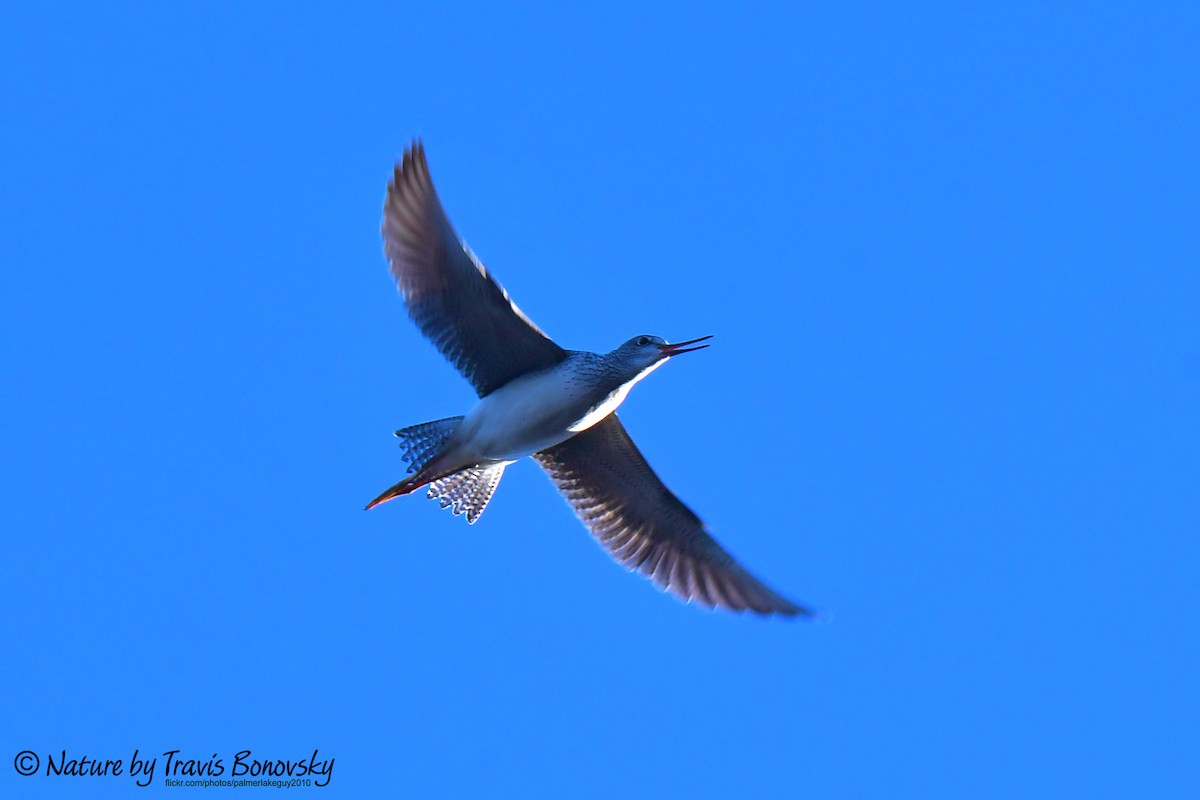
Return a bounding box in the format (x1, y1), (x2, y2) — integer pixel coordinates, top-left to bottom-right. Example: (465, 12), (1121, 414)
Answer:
(365, 474), (420, 510)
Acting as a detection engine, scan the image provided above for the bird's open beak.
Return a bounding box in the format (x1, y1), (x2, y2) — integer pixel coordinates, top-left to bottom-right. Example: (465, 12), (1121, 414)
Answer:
(658, 335), (713, 357)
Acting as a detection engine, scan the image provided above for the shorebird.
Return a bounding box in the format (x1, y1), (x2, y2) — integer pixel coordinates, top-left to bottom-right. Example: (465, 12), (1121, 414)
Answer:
(367, 142), (809, 617)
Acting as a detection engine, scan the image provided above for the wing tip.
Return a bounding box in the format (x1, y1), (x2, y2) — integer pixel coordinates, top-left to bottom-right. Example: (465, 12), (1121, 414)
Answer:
(672, 584), (815, 619)
(704, 596), (816, 619)
(389, 138), (432, 200)
(652, 555), (814, 619)
(400, 137), (425, 169)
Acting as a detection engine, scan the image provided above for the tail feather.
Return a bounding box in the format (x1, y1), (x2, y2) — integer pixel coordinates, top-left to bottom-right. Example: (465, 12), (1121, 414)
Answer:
(427, 464), (506, 524)
(394, 417), (463, 474)
(366, 417), (464, 510)
(366, 462), (507, 522)
(370, 416), (506, 522)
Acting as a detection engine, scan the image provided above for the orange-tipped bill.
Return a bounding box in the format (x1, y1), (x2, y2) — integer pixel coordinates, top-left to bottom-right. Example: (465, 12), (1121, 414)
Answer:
(658, 335), (713, 357)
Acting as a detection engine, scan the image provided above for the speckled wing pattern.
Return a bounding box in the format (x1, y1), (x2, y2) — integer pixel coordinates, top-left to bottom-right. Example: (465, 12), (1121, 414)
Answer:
(382, 141), (568, 397)
(534, 415), (809, 616)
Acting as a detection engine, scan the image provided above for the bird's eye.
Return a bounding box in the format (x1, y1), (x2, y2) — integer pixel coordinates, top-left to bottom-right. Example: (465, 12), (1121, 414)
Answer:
(637, 336), (651, 346)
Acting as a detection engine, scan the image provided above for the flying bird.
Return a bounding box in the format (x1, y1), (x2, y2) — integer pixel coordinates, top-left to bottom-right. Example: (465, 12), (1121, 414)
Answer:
(367, 142), (809, 617)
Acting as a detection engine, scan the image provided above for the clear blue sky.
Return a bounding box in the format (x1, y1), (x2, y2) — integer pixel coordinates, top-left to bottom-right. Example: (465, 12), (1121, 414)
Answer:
(2, 2), (1197, 797)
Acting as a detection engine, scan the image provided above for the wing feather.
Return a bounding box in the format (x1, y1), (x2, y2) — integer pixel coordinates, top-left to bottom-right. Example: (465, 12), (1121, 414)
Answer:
(534, 415), (809, 616)
(382, 142), (567, 396)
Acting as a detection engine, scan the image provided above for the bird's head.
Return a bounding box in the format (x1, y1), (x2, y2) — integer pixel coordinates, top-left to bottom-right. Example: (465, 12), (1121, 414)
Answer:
(611, 334), (713, 380)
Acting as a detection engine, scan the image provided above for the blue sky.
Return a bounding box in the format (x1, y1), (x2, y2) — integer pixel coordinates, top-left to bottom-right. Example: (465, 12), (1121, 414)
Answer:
(2, 2), (1197, 797)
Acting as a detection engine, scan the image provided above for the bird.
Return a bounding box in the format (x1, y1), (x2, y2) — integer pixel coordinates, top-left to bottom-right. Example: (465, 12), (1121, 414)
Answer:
(366, 141), (810, 617)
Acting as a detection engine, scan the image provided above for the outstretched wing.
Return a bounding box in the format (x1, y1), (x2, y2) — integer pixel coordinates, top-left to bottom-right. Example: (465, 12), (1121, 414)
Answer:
(534, 414), (809, 616)
(382, 141), (568, 397)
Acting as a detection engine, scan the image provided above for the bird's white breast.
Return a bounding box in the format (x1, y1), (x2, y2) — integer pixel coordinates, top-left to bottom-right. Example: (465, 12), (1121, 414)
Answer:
(566, 382), (634, 433)
(456, 365), (594, 461)
(455, 357), (663, 462)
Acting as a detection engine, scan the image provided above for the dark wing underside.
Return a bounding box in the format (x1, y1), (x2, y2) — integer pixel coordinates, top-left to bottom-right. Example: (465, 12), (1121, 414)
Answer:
(382, 141), (568, 397)
(534, 414), (809, 617)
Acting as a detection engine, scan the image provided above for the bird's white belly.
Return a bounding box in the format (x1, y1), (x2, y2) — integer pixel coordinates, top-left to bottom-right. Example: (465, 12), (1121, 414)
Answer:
(457, 367), (615, 461)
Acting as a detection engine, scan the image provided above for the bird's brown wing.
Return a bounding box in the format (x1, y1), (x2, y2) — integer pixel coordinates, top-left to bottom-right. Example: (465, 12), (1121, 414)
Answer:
(534, 414), (809, 616)
(383, 141), (568, 397)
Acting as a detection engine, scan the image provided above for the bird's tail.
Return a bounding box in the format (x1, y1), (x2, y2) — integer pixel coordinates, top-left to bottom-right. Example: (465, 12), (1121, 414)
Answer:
(364, 462), (507, 522)
(365, 417), (464, 510)
(426, 463), (506, 524)
(394, 417), (464, 474)
(366, 416), (506, 522)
